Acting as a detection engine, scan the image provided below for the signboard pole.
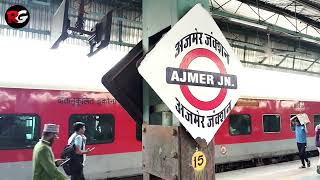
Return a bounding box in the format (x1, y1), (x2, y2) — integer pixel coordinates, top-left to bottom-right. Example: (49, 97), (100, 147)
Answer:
(142, 0), (214, 179)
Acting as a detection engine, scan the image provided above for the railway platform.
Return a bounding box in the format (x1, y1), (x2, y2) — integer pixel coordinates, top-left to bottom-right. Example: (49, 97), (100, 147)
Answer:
(216, 157), (320, 180)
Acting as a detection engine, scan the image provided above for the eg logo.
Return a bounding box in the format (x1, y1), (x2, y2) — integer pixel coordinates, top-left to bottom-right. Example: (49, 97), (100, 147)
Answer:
(5, 5), (30, 29)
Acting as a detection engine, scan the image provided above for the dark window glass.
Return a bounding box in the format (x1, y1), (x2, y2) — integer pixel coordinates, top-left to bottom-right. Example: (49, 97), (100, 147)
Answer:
(314, 115), (320, 129)
(0, 114), (40, 149)
(69, 114), (115, 144)
(229, 114), (251, 135)
(263, 115), (281, 133)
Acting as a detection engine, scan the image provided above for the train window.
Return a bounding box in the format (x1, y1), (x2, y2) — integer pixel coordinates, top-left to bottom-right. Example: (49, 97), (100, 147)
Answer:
(69, 114), (115, 144)
(229, 114), (251, 135)
(314, 115), (320, 129)
(0, 114), (40, 150)
(263, 114), (281, 133)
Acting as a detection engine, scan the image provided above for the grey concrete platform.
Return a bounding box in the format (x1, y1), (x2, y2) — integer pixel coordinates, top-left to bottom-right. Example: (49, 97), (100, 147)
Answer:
(216, 157), (320, 180)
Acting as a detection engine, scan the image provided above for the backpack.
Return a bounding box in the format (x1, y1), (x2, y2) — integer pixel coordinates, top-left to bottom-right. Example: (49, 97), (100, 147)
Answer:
(60, 143), (75, 175)
(60, 134), (84, 175)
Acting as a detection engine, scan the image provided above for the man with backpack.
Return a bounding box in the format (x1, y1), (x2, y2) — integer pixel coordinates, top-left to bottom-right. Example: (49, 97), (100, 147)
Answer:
(67, 122), (94, 180)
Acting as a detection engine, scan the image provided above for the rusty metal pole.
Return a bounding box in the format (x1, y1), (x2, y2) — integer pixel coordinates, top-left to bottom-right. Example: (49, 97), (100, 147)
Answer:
(142, 125), (215, 180)
(142, 0), (213, 179)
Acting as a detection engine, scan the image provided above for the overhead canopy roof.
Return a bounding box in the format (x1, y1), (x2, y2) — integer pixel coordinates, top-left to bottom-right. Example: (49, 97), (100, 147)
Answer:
(211, 0), (320, 38)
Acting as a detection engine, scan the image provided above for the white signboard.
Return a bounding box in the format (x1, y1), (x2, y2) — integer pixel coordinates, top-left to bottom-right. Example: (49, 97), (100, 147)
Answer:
(138, 4), (242, 144)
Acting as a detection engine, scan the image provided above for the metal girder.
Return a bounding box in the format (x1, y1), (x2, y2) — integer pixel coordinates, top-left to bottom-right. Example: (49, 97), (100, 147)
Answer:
(259, 57), (268, 64)
(305, 56), (320, 71)
(211, 10), (320, 49)
(95, 0), (142, 11)
(68, 15), (143, 29)
(237, 0), (320, 29)
(0, 24), (50, 35)
(69, 34), (136, 47)
(242, 61), (320, 75)
(0, 24), (136, 47)
(294, 0), (320, 13)
(228, 41), (320, 74)
(276, 54), (290, 67)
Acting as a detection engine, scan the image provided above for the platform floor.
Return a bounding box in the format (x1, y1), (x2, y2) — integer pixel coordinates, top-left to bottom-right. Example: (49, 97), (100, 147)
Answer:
(216, 157), (320, 180)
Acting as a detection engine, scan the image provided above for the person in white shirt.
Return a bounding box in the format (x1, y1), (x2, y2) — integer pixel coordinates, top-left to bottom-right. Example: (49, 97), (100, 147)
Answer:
(68, 122), (93, 180)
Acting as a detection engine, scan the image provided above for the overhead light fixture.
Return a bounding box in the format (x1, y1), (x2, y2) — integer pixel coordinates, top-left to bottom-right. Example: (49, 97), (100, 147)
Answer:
(228, 17), (268, 30)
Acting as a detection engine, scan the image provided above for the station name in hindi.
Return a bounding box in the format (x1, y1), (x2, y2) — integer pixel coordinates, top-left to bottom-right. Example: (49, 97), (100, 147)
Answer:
(175, 98), (205, 128)
(175, 31), (230, 63)
(207, 101), (232, 127)
(175, 98), (232, 128)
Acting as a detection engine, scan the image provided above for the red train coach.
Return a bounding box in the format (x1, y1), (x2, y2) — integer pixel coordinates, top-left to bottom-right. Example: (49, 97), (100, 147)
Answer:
(1, 88), (319, 179)
(0, 87), (142, 179)
(215, 99), (320, 171)
(213, 68), (320, 171)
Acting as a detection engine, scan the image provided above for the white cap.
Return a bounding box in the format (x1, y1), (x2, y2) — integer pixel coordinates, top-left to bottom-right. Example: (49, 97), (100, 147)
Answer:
(43, 124), (59, 133)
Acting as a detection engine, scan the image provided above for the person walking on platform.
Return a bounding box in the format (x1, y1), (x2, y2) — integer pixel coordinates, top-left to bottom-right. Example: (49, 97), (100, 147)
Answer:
(68, 122), (94, 180)
(292, 117), (311, 169)
(315, 124), (320, 173)
(32, 124), (68, 180)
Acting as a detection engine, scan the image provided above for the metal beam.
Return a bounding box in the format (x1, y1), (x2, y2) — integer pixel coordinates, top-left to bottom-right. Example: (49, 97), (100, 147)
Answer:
(211, 9), (320, 48)
(228, 42), (320, 68)
(0, 24), (50, 35)
(68, 15), (143, 29)
(305, 56), (320, 71)
(0, 24), (136, 47)
(95, 0), (141, 11)
(259, 57), (268, 64)
(242, 60), (320, 75)
(237, 0), (320, 29)
(69, 34), (136, 47)
(295, 0), (320, 13)
(276, 54), (289, 67)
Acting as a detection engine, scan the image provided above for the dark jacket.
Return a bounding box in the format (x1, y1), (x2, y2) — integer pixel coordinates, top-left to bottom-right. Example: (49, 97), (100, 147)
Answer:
(316, 128), (320, 147)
